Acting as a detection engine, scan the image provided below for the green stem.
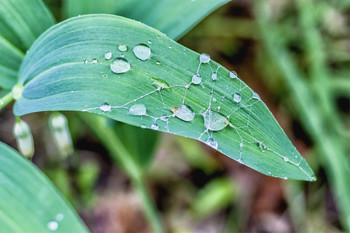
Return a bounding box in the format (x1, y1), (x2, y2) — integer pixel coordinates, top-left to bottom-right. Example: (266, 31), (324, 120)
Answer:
(0, 91), (14, 110)
(80, 113), (163, 233)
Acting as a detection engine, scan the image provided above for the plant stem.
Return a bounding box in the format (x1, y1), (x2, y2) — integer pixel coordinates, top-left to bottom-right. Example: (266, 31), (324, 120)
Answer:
(80, 113), (163, 233)
(0, 91), (14, 110)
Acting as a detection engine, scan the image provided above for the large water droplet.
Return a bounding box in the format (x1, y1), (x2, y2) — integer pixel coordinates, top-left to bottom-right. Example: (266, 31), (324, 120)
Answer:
(47, 221), (59, 231)
(128, 104), (147, 116)
(205, 138), (218, 149)
(233, 93), (242, 103)
(110, 58), (130, 74)
(151, 77), (170, 89)
(192, 74), (202, 84)
(104, 51), (112, 60)
(211, 72), (217, 81)
(100, 103), (111, 112)
(133, 44), (151, 61)
(229, 71), (237, 79)
(199, 53), (210, 63)
(151, 123), (159, 130)
(118, 44), (128, 52)
(203, 111), (229, 131)
(171, 104), (195, 122)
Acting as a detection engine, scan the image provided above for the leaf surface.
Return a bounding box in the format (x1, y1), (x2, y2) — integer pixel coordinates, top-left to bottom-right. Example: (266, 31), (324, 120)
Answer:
(14, 15), (315, 181)
(64, 0), (230, 40)
(0, 142), (89, 233)
(0, 0), (55, 89)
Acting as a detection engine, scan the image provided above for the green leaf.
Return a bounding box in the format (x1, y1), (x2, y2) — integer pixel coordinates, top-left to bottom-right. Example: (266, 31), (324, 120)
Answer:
(14, 14), (315, 181)
(0, 0), (55, 89)
(64, 0), (230, 40)
(0, 142), (89, 233)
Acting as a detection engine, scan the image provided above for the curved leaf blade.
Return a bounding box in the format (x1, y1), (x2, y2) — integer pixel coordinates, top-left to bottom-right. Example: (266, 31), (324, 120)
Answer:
(0, 0), (55, 88)
(64, 0), (230, 40)
(0, 142), (89, 233)
(14, 15), (315, 181)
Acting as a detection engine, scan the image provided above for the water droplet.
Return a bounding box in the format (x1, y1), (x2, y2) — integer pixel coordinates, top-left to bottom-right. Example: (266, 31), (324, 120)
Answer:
(141, 124), (147, 128)
(171, 104), (195, 122)
(118, 44), (128, 52)
(192, 74), (202, 84)
(233, 93), (242, 103)
(155, 61), (160, 65)
(206, 138), (218, 149)
(147, 40), (152, 44)
(100, 103), (111, 112)
(168, 46), (172, 49)
(110, 58), (130, 74)
(203, 111), (229, 131)
(252, 91), (261, 100)
(104, 51), (112, 60)
(151, 77), (170, 89)
(83, 59), (88, 64)
(211, 72), (217, 81)
(199, 53), (210, 63)
(212, 98), (217, 103)
(91, 58), (97, 64)
(128, 104), (147, 116)
(229, 71), (237, 79)
(151, 123), (159, 130)
(240, 142), (243, 148)
(237, 158), (244, 164)
(133, 44), (151, 61)
(160, 115), (168, 121)
(283, 177), (288, 180)
(47, 221), (59, 231)
(56, 213), (64, 221)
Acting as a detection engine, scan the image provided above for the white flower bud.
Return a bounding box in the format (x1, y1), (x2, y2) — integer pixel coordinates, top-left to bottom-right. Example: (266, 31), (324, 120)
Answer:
(49, 113), (73, 157)
(13, 119), (34, 158)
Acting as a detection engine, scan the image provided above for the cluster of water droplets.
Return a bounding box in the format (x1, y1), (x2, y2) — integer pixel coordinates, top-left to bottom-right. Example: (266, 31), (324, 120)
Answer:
(80, 41), (314, 181)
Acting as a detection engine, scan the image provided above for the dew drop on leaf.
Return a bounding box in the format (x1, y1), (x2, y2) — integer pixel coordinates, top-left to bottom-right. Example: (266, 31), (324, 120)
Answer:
(211, 72), (217, 81)
(229, 71), (237, 79)
(91, 58), (97, 64)
(151, 123), (159, 130)
(192, 74), (202, 84)
(199, 53), (210, 63)
(238, 158), (244, 164)
(99, 103), (111, 112)
(133, 44), (151, 61)
(160, 115), (168, 121)
(128, 104), (147, 116)
(83, 59), (88, 64)
(104, 51), (112, 60)
(252, 91), (261, 100)
(205, 137), (218, 149)
(47, 221), (59, 231)
(203, 111), (229, 131)
(233, 93), (242, 103)
(110, 58), (130, 74)
(118, 44), (128, 52)
(171, 104), (195, 122)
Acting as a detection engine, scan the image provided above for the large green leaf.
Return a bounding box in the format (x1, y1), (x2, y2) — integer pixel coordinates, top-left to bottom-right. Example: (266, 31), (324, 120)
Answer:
(14, 14), (315, 181)
(0, 0), (55, 89)
(64, 0), (230, 40)
(0, 142), (89, 233)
